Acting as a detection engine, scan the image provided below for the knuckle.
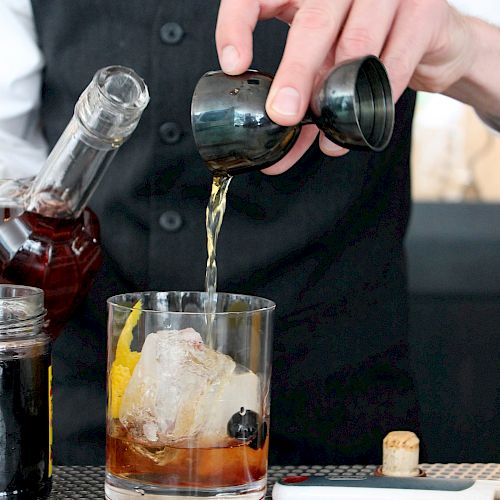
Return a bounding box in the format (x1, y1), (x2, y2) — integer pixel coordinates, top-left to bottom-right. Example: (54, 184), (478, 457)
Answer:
(407, 0), (445, 20)
(293, 5), (334, 31)
(406, 0), (431, 11)
(407, 0), (427, 9)
(415, 71), (448, 94)
(384, 53), (413, 91)
(282, 60), (310, 79)
(337, 27), (378, 58)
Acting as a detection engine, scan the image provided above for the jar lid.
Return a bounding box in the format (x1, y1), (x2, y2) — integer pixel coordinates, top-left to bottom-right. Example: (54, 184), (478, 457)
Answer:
(0, 285), (46, 334)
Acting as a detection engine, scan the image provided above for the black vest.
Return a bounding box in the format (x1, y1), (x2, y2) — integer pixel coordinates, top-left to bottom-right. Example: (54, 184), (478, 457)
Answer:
(32, 0), (420, 465)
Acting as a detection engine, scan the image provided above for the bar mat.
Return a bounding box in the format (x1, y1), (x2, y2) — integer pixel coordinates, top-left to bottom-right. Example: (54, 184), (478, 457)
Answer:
(49, 463), (500, 499)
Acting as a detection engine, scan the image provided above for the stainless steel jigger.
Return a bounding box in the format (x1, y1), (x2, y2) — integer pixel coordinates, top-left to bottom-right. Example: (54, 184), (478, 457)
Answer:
(191, 55), (394, 176)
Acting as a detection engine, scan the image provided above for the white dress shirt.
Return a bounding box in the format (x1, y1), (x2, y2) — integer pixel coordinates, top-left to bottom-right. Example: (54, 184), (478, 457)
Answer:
(0, 0), (47, 179)
(0, 0), (497, 181)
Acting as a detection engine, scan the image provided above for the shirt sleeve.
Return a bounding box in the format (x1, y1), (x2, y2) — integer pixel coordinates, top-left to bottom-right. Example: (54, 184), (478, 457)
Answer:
(0, 0), (48, 179)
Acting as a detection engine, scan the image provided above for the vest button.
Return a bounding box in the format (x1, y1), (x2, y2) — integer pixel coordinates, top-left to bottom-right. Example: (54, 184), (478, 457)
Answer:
(160, 22), (184, 45)
(159, 122), (182, 144)
(159, 210), (183, 232)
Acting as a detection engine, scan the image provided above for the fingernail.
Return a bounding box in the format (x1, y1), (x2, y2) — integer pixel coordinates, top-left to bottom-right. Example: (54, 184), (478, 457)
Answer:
(320, 135), (348, 155)
(221, 45), (240, 73)
(270, 86), (301, 116)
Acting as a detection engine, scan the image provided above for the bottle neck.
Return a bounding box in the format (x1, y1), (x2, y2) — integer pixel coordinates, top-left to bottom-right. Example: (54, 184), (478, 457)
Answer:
(26, 66), (149, 219)
(26, 117), (119, 218)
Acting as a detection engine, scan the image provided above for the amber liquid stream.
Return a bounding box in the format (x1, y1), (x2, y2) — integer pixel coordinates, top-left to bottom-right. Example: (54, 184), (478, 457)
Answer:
(204, 174), (232, 346)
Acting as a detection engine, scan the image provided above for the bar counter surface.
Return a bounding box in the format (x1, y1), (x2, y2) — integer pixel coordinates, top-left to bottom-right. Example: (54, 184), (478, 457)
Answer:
(49, 463), (499, 499)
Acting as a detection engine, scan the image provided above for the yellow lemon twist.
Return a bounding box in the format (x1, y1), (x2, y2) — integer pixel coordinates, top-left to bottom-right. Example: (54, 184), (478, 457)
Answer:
(109, 300), (142, 418)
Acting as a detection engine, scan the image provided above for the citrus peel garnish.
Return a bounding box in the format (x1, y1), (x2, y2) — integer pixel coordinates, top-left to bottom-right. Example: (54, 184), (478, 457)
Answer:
(109, 300), (142, 418)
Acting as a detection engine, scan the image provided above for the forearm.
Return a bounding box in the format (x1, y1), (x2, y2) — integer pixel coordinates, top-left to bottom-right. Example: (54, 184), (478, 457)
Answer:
(445, 15), (500, 124)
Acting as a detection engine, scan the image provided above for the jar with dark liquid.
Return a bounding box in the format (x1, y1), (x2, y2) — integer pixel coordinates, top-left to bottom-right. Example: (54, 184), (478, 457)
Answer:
(0, 66), (149, 340)
(0, 285), (51, 499)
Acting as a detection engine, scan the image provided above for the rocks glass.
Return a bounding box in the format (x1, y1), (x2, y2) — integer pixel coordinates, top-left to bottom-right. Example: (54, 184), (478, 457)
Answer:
(105, 291), (275, 500)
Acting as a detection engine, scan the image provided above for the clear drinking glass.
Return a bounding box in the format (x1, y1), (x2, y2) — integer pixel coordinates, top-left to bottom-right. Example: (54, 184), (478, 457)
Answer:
(105, 291), (275, 500)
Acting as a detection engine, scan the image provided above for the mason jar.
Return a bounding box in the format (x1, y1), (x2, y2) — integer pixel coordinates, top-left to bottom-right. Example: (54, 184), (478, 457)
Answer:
(0, 285), (52, 499)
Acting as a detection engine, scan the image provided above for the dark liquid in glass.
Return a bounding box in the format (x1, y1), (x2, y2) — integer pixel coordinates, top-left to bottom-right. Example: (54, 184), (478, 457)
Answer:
(107, 420), (268, 489)
(0, 351), (52, 499)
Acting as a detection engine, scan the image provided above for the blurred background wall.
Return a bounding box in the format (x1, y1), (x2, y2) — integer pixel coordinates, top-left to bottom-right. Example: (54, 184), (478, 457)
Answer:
(406, 0), (500, 462)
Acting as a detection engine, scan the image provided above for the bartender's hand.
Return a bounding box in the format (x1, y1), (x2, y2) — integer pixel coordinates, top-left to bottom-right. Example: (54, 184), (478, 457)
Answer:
(215, 0), (500, 174)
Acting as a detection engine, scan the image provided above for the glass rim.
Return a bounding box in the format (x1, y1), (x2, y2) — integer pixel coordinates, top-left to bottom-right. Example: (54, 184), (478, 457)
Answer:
(95, 65), (150, 112)
(0, 285), (46, 332)
(107, 290), (276, 316)
(0, 284), (44, 300)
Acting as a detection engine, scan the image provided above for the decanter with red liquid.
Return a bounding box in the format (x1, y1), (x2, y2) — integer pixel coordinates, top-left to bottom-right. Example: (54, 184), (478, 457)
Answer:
(0, 66), (149, 339)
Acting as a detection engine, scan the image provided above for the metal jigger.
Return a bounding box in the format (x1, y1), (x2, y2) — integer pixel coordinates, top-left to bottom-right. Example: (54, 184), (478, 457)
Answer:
(191, 55), (394, 175)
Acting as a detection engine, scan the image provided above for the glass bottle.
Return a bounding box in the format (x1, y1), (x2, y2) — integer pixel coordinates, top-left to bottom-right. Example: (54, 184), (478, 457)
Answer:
(0, 66), (149, 339)
(0, 285), (51, 499)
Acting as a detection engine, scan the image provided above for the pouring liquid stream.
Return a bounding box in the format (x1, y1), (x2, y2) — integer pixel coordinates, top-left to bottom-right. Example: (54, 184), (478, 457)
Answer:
(204, 173), (232, 347)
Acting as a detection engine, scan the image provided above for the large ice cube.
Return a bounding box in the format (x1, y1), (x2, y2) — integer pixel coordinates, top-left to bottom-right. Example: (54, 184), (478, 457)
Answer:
(120, 327), (249, 444)
(199, 366), (261, 440)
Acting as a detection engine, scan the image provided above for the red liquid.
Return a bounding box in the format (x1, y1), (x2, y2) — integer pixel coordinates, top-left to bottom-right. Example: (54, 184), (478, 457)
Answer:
(107, 420), (268, 489)
(0, 209), (102, 340)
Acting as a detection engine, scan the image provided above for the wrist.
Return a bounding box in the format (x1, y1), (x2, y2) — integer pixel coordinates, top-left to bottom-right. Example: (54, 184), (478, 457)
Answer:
(475, 110), (500, 133)
(444, 15), (500, 120)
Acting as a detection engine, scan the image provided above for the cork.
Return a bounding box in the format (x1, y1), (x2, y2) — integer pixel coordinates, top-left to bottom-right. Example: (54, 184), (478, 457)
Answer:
(381, 431), (421, 477)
